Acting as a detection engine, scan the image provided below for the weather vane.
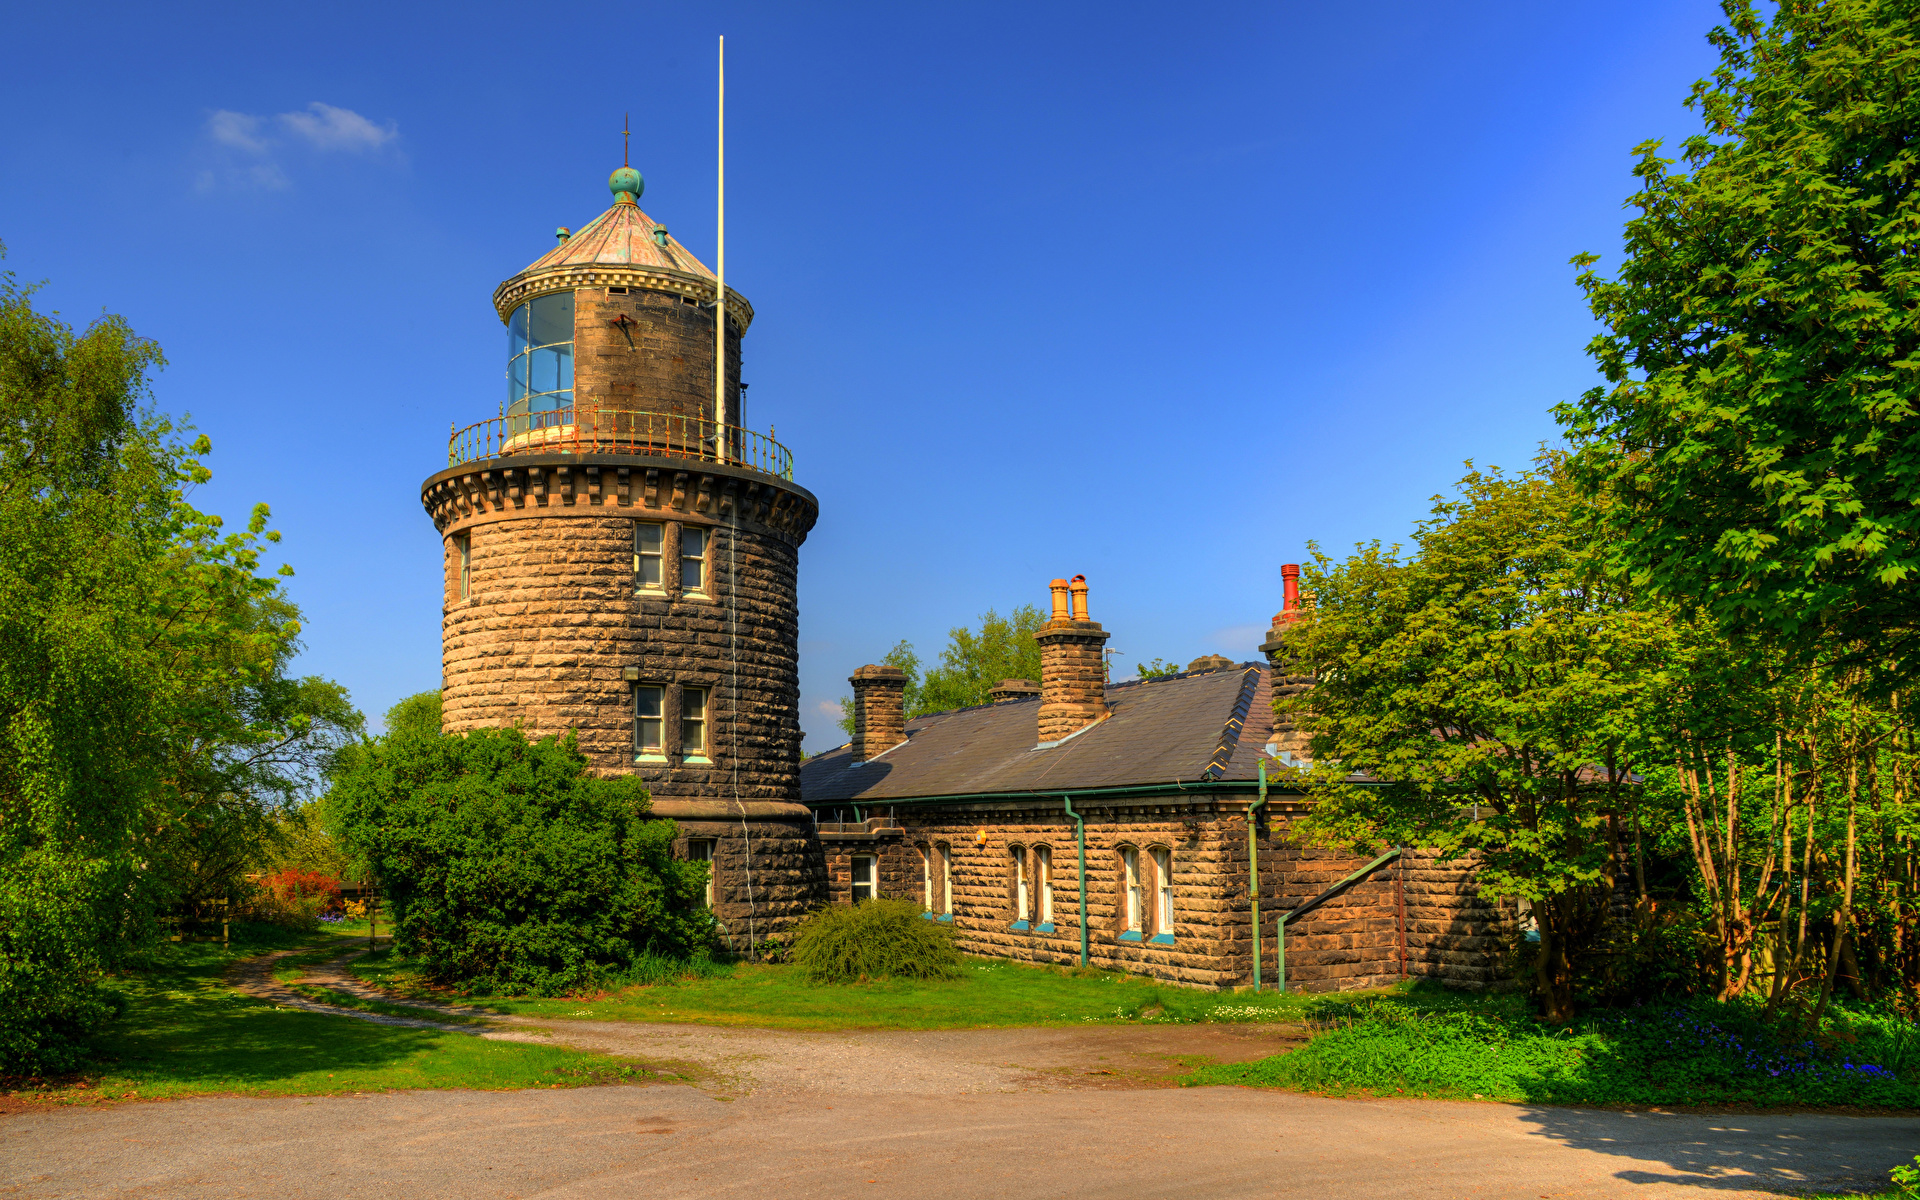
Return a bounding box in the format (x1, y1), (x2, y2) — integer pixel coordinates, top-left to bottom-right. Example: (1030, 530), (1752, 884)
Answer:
(623, 112), (630, 168)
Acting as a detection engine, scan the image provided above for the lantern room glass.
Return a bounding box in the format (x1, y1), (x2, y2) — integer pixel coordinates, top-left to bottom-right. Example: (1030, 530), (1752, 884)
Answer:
(507, 291), (574, 422)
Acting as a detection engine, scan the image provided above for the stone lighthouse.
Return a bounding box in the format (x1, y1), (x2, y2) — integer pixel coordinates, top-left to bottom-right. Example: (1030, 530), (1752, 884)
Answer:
(419, 164), (827, 950)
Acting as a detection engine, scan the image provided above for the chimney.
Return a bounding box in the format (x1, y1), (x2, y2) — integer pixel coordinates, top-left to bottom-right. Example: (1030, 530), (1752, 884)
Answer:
(1185, 654), (1233, 673)
(1258, 563), (1313, 759)
(989, 678), (1041, 703)
(1034, 573), (1111, 743)
(848, 664), (907, 762)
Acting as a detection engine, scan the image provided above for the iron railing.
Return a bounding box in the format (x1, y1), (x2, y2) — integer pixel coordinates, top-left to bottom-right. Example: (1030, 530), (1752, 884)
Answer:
(448, 407), (793, 480)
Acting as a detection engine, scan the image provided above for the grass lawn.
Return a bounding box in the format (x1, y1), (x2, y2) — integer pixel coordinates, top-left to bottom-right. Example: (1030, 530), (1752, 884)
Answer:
(348, 951), (1340, 1030)
(2, 925), (683, 1110)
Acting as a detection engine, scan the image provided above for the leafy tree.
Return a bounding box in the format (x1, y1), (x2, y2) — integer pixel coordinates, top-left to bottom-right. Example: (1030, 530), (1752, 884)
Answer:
(1283, 464), (1680, 1022)
(832, 608), (1047, 735)
(1558, 0), (1920, 690)
(1135, 658), (1182, 679)
(328, 727), (713, 994)
(0, 255), (322, 1070)
(383, 689), (441, 736)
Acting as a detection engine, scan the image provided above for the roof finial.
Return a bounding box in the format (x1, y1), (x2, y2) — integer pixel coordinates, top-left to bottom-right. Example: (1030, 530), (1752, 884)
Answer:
(622, 112), (630, 168)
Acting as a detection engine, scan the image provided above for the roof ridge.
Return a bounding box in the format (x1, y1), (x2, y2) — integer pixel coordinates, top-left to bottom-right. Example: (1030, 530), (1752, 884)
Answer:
(1198, 666), (1263, 781)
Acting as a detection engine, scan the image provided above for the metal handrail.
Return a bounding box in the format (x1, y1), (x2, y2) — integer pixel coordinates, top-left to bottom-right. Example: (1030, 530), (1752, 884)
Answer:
(447, 406), (793, 480)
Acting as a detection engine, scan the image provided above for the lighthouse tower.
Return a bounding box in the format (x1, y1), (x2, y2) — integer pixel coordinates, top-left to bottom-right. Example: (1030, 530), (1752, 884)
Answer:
(419, 165), (826, 949)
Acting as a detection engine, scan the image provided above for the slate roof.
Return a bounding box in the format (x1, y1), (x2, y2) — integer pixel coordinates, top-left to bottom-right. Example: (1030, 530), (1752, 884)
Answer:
(800, 665), (1277, 804)
(516, 197), (714, 280)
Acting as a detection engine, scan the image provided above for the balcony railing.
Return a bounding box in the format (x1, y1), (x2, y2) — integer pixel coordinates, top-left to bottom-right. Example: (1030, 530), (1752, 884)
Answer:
(448, 407), (793, 480)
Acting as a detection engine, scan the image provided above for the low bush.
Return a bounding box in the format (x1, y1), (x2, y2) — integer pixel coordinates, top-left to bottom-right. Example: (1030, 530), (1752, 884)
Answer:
(1188, 995), (1920, 1109)
(789, 900), (961, 984)
(329, 727), (714, 996)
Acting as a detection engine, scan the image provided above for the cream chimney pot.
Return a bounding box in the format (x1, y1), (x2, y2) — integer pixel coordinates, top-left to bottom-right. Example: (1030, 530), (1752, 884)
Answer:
(1048, 578), (1070, 621)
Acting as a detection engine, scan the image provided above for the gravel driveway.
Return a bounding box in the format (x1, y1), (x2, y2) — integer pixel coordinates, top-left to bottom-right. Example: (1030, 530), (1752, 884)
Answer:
(6, 949), (1914, 1199)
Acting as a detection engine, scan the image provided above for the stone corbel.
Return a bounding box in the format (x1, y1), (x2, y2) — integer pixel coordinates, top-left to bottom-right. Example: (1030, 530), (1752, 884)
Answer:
(585, 465), (602, 503)
(481, 470), (500, 510)
(695, 475), (715, 513)
(616, 466), (630, 504)
(671, 471), (690, 511)
(719, 480), (738, 515)
(555, 465), (574, 505)
(644, 468), (660, 507)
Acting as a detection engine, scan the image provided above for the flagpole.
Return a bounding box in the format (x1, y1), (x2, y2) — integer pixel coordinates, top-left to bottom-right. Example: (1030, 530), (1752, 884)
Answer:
(715, 34), (727, 457)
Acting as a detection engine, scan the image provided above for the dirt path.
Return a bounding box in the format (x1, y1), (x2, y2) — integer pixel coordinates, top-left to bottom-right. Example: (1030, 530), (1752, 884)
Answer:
(11, 1084), (1917, 1199)
(236, 945), (1314, 1095)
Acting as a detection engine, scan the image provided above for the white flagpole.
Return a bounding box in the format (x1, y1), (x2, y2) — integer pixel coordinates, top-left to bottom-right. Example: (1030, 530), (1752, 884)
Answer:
(715, 34), (727, 455)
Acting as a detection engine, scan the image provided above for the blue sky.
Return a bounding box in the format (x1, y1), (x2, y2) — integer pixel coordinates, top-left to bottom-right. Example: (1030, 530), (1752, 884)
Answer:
(3, 0), (1726, 752)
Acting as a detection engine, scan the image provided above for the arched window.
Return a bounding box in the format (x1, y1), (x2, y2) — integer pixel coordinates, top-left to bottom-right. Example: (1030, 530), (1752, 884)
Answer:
(1150, 846), (1174, 941)
(937, 843), (953, 919)
(1034, 845), (1053, 926)
(918, 843), (932, 910)
(1119, 846), (1143, 939)
(1009, 844), (1029, 927)
(507, 291), (575, 425)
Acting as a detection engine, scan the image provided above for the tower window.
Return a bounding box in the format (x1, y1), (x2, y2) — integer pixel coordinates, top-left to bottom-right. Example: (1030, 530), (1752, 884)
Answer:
(635, 523), (664, 590)
(506, 291), (575, 424)
(454, 532), (470, 600)
(681, 687), (708, 761)
(680, 526), (708, 594)
(635, 685), (666, 760)
(606, 286), (630, 295)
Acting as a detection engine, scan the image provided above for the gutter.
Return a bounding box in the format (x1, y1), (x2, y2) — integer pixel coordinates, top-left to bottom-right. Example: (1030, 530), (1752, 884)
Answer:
(1063, 796), (1089, 967)
(1249, 759), (1269, 991)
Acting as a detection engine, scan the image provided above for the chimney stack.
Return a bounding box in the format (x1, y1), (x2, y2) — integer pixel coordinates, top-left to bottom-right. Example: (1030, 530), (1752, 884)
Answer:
(1034, 573), (1111, 743)
(848, 664), (907, 762)
(989, 679), (1041, 703)
(1259, 563), (1313, 759)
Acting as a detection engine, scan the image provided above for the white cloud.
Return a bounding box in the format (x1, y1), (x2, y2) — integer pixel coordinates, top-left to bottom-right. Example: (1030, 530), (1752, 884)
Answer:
(277, 102), (398, 152)
(197, 102), (398, 192)
(207, 109), (271, 154)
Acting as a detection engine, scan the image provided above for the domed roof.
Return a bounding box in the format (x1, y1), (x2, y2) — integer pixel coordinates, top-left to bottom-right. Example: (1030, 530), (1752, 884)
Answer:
(492, 169), (752, 330)
(517, 195), (714, 280)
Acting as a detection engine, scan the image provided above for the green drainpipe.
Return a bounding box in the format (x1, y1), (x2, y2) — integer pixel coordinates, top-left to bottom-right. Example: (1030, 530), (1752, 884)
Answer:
(1063, 795), (1089, 967)
(1250, 759), (1268, 991)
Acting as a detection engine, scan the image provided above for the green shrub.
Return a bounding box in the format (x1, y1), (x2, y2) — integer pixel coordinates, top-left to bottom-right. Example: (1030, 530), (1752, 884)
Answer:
(789, 900), (961, 984)
(328, 727), (714, 996)
(1188, 996), (1920, 1108)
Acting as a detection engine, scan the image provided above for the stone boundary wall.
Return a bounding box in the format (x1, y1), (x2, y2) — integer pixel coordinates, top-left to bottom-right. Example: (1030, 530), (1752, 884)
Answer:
(811, 798), (1510, 991)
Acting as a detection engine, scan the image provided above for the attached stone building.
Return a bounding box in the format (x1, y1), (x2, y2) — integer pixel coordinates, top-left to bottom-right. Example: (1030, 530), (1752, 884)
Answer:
(800, 575), (1510, 992)
(418, 164), (827, 950)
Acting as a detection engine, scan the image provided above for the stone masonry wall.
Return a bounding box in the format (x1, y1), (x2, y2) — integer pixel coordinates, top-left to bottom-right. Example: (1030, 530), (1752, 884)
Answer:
(439, 508), (802, 801)
(674, 817), (828, 952)
(574, 286), (743, 429)
(812, 798), (1509, 991)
